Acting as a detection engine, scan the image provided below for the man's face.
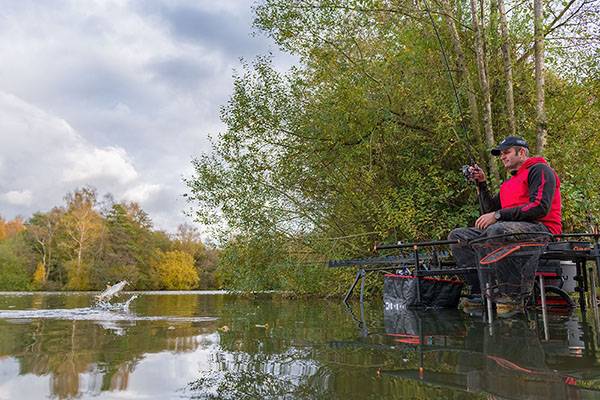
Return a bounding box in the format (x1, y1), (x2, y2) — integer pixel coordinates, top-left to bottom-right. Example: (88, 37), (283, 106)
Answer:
(500, 147), (527, 171)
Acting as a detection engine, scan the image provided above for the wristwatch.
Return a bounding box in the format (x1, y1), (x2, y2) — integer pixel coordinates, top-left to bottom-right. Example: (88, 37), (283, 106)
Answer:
(494, 210), (502, 220)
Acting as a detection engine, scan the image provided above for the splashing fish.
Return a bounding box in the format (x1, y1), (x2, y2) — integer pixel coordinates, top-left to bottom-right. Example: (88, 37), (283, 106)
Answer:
(95, 280), (127, 303)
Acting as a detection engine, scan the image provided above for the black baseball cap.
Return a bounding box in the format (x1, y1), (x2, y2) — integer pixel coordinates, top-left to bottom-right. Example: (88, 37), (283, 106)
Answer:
(491, 136), (530, 156)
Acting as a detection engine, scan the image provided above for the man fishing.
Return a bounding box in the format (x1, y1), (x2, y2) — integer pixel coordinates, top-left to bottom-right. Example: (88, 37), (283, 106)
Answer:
(448, 136), (562, 310)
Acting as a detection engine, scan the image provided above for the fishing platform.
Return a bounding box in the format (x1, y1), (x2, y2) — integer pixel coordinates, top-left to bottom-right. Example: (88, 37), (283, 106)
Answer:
(329, 230), (600, 317)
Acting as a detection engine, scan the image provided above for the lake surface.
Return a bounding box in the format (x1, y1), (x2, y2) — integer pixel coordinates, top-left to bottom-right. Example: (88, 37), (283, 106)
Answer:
(0, 291), (599, 399)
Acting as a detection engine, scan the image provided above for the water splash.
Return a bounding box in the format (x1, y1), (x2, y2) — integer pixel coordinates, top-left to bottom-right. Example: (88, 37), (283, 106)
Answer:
(0, 294), (216, 323)
(95, 294), (137, 310)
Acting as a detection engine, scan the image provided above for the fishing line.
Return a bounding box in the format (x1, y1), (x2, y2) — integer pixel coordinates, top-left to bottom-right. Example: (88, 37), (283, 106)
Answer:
(421, 0), (476, 164)
(421, 0), (484, 214)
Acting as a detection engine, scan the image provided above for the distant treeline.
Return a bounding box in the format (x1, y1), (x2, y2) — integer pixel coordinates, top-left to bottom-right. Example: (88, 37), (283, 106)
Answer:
(0, 186), (218, 291)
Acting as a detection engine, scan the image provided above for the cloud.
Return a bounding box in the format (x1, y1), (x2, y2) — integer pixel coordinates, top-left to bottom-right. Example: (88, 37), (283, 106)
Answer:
(134, 1), (267, 56)
(0, 90), (140, 218)
(0, 0), (295, 234)
(0, 190), (33, 206)
(123, 183), (164, 204)
(62, 146), (138, 185)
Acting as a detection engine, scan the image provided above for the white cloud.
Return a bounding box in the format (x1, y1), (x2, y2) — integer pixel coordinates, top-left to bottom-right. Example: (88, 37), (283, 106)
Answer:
(0, 190), (33, 206)
(123, 183), (164, 203)
(62, 146), (138, 184)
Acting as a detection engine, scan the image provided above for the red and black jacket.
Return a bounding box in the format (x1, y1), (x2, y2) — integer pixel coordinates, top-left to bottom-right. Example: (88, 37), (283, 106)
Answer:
(478, 157), (562, 234)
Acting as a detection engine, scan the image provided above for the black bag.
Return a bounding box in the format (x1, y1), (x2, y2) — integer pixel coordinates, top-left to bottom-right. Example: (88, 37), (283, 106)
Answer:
(383, 274), (464, 309)
(384, 308), (467, 336)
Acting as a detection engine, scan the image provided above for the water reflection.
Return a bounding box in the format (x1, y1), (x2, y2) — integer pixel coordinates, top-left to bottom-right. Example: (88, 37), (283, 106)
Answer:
(1, 293), (600, 399)
(378, 308), (600, 399)
(0, 293), (221, 399)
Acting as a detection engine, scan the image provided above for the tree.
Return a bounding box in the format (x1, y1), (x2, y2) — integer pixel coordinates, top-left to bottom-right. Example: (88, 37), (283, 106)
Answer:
(25, 208), (63, 282)
(196, 247), (219, 290)
(534, 0), (548, 153)
(0, 235), (34, 290)
(184, 0), (599, 296)
(60, 187), (104, 290)
(91, 201), (154, 288)
(0, 216), (6, 242)
(0, 216), (26, 241)
(468, 0), (501, 184)
(172, 223), (205, 256)
(496, 0), (516, 137)
(32, 261), (45, 286)
(440, 0), (483, 153)
(171, 223), (220, 289)
(150, 250), (199, 290)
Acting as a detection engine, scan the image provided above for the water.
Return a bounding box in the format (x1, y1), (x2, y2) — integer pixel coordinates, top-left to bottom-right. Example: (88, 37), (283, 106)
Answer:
(0, 292), (599, 399)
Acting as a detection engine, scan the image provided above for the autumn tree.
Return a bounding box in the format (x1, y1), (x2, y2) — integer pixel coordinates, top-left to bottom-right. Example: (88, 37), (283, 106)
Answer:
(172, 223), (219, 289)
(150, 249), (199, 290)
(172, 223), (204, 256)
(0, 188), (218, 291)
(0, 215), (27, 243)
(0, 216), (5, 241)
(59, 187), (104, 290)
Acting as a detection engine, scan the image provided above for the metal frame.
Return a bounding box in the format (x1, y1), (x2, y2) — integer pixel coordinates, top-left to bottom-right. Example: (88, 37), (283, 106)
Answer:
(330, 232), (600, 316)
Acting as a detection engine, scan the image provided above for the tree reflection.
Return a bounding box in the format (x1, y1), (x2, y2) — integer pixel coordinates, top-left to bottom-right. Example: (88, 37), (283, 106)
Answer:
(0, 293), (217, 399)
(188, 368), (337, 399)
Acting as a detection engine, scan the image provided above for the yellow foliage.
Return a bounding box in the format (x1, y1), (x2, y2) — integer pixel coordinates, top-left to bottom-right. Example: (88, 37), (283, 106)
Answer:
(0, 215), (25, 241)
(151, 250), (199, 290)
(0, 216), (5, 241)
(64, 259), (91, 290)
(33, 262), (46, 283)
(5, 216), (25, 237)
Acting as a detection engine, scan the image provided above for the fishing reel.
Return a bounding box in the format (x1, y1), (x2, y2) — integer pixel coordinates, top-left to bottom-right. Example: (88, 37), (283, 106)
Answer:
(461, 165), (475, 182)
(461, 164), (482, 182)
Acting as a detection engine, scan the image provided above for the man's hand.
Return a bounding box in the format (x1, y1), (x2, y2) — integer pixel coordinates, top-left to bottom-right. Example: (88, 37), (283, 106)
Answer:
(470, 164), (486, 182)
(475, 212), (497, 230)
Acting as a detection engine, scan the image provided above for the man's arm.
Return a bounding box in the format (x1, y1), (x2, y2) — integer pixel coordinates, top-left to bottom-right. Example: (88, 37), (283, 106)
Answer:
(470, 166), (501, 230)
(469, 165), (501, 213)
(498, 163), (556, 221)
(477, 181), (501, 213)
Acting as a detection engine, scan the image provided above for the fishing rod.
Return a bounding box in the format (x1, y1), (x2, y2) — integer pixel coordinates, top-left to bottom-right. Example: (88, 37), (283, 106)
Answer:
(420, 0), (484, 213)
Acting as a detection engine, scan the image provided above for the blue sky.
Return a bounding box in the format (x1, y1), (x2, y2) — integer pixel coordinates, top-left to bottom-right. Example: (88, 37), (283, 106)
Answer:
(0, 0), (294, 234)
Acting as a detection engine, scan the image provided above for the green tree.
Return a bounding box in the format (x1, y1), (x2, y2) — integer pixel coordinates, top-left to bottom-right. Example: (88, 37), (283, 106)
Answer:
(0, 235), (34, 290)
(185, 0), (599, 296)
(92, 201), (155, 289)
(25, 207), (63, 284)
(195, 246), (219, 290)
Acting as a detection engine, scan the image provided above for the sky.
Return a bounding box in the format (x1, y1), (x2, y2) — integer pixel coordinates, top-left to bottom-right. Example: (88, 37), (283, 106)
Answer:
(0, 0), (294, 235)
